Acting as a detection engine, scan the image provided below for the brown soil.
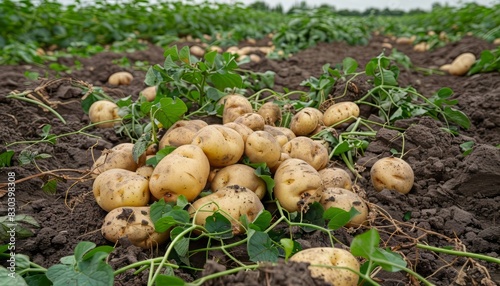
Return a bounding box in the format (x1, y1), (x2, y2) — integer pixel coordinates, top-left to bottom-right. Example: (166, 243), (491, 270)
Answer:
(0, 35), (499, 285)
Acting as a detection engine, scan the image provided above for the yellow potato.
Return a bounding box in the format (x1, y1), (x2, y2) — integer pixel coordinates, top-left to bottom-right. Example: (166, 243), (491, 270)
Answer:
(245, 131), (281, 168)
(140, 86), (157, 102)
(190, 45), (205, 57)
(88, 100), (120, 128)
(93, 169), (150, 212)
(108, 71), (133, 85)
(290, 247), (360, 286)
(234, 113), (265, 131)
(290, 107), (322, 136)
(322, 102), (360, 127)
(149, 144), (210, 202)
(274, 159), (324, 213)
(159, 120), (208, 148)
(258, 102), (282, 126)
(370, 157), (414, 194)
(92, 143), (140, 175)
(439, 64), (452, 72)
(191, 125), (245, 167)
(395, 37), (414, 45)
(102, 206), (170, 249)
(189, 185), (264, 235)
(320, 187), (368, 227)
(224, 122), (254, 143)
(281, 137), (329, 171)
(211, 164), (266, 199)
(264, 125), (289, 147)
(318, 167), (352, 190)
(275, 127), (296, 141)
(449, 52), (476, 76)
(220, 94), (253, 124)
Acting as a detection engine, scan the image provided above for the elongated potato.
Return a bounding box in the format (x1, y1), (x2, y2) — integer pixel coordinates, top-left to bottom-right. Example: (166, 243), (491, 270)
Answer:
(191, 125), (244, 167)
(323, 102), (359, 127)
(449, 52), (476, 76)
(290, 107), (321, 136)
(89, 100), (120, 128)
(92, 143), (140, 175)
(102, 206), (170, 249)
(159, 120), (208, 148)
(245, 131), (281, 168)
(188, 185), (264, 235)
(108, 71), (133, 85)
(281, 137), (329, 171)
(290, 247), (360, 286)
(370, 157), (414, 194)
(258, 102), (282, 126)
(93, 169), (150, 212)
(318, 167), (352, 190)
(320, 187), (368, 227)
(274, 159), (324, 212)
(149, 144), (210, 202)
(211, 164), (267, 199)
(221, 94), (253, 124)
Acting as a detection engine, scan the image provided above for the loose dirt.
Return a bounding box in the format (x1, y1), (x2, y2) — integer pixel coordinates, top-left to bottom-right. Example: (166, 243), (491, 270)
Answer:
(0, 35), (499, 285)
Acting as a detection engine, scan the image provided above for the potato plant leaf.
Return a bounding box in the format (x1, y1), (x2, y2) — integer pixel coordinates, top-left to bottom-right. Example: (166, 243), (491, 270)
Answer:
(0, 150), (14, 167)
(150, 97), (187, 130)
(297, 202), (325, 232)
(0, 266), (28, 286)
(247, 230), (279, 262)
(155, 275), (186, 286)
(249, 210), (272, 231)
(323, 207), (351, 230)
(443, 107), (471, 130)
(205, 212), (233, 239)
(460, 141), (474, 156)
(342, 57), (358, 74)
(280, 238), (295, 260)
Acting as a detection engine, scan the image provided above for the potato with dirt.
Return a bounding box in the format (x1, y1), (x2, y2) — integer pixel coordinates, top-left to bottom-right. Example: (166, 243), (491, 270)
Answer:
(318, 167), (353, 190)
(92, 143), (142, 175)
(93, 169), (150, 212)
(102, 206), (170, 249)
(191, 125), (245, 167)
(234, 113), (266, 131)
(258, 102), (282, 126)
(88, 100), (120, 128)
(274, 158), (324, 212)
(211, 164), (267, 199)
(264, 125), (289, 146)
(290, 247), (360, 286)
(188, 185), (264, 235)
(220, 94), (253, 124)
(370, 157), (414, 194)
(149, 144), (210, 202)
(290, 107), (322, 136)
(320, 187), (368, 227)
(281, 137), (329, 171)
(322, 102), (360, 127)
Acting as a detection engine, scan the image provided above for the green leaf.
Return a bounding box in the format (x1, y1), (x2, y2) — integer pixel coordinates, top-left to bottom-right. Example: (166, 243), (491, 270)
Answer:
(173, 236), (190, 258)
(41, 179), (58, 194)
(436, 87), (453, 98)
(82, 245), (114, 261)
(152, 98), (187, 129)
(372, 248), (407, 272)
(178, 46), (191, 64)
(205, 212), (233, 239)
(298, 202), (325, 232)
(332, 141), (351, 156)
(0, 266), (28, 286)
(342, 57), (358, 74)
(210, 72), (243, 90)
(24, 274), (52, 286)
(280, 238), (294, 260)
(323, 207), (351, 230)
(154, 216), (177, 233)
(145, 65), (164, 86)
(247, 230), (279, 262)
(443, 107), (471, 129)
(155, 275), (186, 286)
(150, 199), (173, 223)
(249, 210), (272, 231)
(133, 134), (150, 163)
(146, 146), (177, 167)
(460, 141), (474, 156)
(0, 150), (14, 167)
(74, 241), (97, 262)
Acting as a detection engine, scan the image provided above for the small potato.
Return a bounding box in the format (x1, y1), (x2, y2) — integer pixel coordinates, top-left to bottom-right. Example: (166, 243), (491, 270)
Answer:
(395, 37), (414, 45)
(258, 102), (282, 126)
(108, 71), (133, 85)
(190, 45), (205, 57)
(413, 42), (430, 52)
(290, 247), (360, 286)
(188, 185), (264, 235)
(102, 206), (170, 249)
(140, 86), (157, 102)
(149, 144), (210, 202)
(494, 38), (500, 45)
(281, 137), (329, 171)
(191, 125), (245, 167)
(370, 157), (414, 194)
(92, 143), (140, 175)
(220, 94), (253, 124)
(211, 164), (266, 199)
(274, 159), (324, 213)
(264, 125), (289, 146)
(224, 122), (254, 143)
(275, 127), (296, 141)
(322, 102), (360, 127)
(159, 120), (208, 148)
(381, 42), (393, 49)
(245, 131), (281, 168)
(449, 52), (476, 76)
(136, 155), (155, 179)
(89, 100), (120, 128)
(320, 187), (368, 227)
(234, 113), (265, 131)
(318, 167), (352, 190)
(290, 107), (321, 136)
(93, 169), (150, 212)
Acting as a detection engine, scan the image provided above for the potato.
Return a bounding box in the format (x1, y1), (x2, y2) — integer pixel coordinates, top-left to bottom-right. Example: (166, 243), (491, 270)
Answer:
(494, 38), (500, 45)
(149, 144), (210, 202)
(258, 102), (282, 126)
(274, 159), (324, 213)
(290, 107), (321, 136)
(140, 86), (157, 102)
(108, 71), (133, 85)
(413, 42), (430, 52)
(370, 157), (414, 194)
(320, 187), (368, 227)
(234, 113), (265, 131)
(275, 127), (296, 141)
(290, 247), (360, 286)
(264, 125), (289, 146)
(245, 131), (281, 168)
(191, 125), (245, 167)
(323, 102), (360, 127)
(188, 185), (264, 235)
(190, 45), (205, 57)
(281, 137), (329, 171)
(395, 37), (414, 45)
(224, 122), (254, 143)
(439, 64), (452, 72)
(88, 100), (120, 128)
(102, 206), (170, 249)
(270, 152), (291, 174)
(318, 167), (352, 190)
(92, 143), (139, 175)
(449, 52), (476, 76)
(211, 164), (266, 199)
(221, 95), (253, 124)
(159, 120), (208, 148)
(93, 169), (150, 212)
(136, 155), (154, 179)
(381, 42), (393, 49)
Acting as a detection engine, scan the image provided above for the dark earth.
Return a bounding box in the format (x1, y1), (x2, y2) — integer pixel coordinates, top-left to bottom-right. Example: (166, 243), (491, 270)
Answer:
(1, 35), (499, 285)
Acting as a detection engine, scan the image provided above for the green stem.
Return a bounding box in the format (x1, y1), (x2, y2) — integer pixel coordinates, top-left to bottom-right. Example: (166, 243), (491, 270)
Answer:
(113, 257), (179, 276)
(6, 94), (66, 124)
(417, 243), (500, 264)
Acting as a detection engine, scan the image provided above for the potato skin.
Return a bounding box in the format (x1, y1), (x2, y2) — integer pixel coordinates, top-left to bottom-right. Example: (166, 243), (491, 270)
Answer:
(323, 102), (360, 127)
(274, 159), (324, 212)
(93, 169), (150, 212)
(290, 247), (360, 286)
(211, 164), (267, 199)
(264, 125), (289, 146)
(149, 144), (210, 202)
(191, 125), (245, 167)
(221, 94), (253, 124)
(370, 157), (414, 194)
(188, 185), (264, 234)
(258, 102), (282, 126)
(224, 122), (254, 143)
(140, 86), (157, 102)
(108, 71), (133, 85)
(234, 113), (266, 131)
(449, 52), (476, 76)
(281, 137), (329, 171)
(102, 206), (170, 249)
(92, 143), (138, 175)
(159, 120), (208, 148)
(290, 107), (321, 136)
(245, 131), (281, 168)
(320, 187), (368, 227)
(318, 167), (352, 190)
(89, 100), (120, 128)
